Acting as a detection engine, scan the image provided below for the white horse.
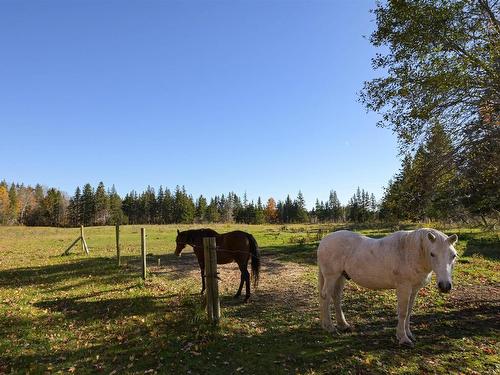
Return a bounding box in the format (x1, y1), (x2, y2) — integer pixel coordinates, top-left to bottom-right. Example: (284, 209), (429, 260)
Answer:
(317, 228), (458, 345)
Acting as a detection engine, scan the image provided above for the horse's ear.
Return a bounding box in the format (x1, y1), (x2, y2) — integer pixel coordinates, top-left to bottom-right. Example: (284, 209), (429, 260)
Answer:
(177, 229), (180, 235)
(427, 232), (436, 243)
(448, 234), (458, 245)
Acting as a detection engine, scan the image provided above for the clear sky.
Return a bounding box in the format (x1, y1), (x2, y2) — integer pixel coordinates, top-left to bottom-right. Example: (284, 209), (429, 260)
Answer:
(0, 0), (400, 207)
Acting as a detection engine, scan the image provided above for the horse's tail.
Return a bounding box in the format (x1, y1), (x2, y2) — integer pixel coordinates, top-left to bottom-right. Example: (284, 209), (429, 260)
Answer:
(247, 233), (260, 288)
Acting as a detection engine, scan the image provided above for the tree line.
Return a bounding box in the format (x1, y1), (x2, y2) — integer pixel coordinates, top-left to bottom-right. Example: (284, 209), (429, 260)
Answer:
(0, 181), (380, 227)
(379, 123), (499, 225)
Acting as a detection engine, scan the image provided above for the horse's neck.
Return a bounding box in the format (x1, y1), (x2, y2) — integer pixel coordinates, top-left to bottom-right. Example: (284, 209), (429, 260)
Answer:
(398, 232), (432, 275)
(190, 239), (204, 249)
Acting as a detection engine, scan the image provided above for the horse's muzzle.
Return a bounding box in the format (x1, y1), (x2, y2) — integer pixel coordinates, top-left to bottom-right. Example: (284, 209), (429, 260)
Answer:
(438, 281), (452, 293)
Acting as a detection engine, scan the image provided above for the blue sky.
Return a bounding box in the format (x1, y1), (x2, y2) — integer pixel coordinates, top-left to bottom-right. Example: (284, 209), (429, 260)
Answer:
(0, 0), (399, 207)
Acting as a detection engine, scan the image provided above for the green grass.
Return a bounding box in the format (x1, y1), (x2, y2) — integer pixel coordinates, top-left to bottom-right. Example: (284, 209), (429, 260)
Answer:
(0, 224), (498, 374)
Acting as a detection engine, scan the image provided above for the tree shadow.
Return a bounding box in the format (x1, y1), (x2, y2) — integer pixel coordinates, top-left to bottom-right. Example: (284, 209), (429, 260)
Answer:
(0, 257), (135, 289)
(260, 244), (318, 265)
(33, 294), (177, 322)
(462, 235), (499, 260)
(3, 273), (499, 374)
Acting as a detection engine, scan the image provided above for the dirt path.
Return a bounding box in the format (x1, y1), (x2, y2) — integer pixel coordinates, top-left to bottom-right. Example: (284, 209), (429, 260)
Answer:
(149, 251), (317, 310)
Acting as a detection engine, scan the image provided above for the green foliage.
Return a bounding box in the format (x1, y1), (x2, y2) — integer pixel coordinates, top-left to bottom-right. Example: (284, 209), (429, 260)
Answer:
(380, 122), (499, 221)
(2, 180), (386, 226)
(173, 186), (195, 224)
(195, 195), (208, 223)
(361, 0), (499, 152)
(346, 187), (377, 223)
(81, 183), (95, 226)
(362, 0), (500, 221)
(94, 182), (110, 225)
(108, 185), (124, 225)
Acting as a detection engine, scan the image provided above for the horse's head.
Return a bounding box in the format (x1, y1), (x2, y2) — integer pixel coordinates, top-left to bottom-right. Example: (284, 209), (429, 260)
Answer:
(424, 230), (458, 293)
(174, 229), (189, 256)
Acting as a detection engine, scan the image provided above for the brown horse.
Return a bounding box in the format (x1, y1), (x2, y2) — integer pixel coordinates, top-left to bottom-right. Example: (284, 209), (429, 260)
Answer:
(174, 229), (260, 301)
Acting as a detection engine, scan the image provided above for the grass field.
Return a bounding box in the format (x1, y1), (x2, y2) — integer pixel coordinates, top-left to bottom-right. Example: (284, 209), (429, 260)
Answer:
(0, 224), (498, 374)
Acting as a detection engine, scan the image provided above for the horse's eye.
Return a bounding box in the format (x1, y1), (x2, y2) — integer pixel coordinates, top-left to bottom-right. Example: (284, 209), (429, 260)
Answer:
(452, 254), (457, 259)
(430, 253), (435, 257)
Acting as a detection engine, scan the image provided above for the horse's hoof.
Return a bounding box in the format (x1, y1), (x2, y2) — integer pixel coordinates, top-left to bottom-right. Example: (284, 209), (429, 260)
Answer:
(338, 324), (352, 332)
(234, 294), (241, 299)
(398, 338), (414, 347)
(321, 323), (338, 334)
(243, 297), (250, 303)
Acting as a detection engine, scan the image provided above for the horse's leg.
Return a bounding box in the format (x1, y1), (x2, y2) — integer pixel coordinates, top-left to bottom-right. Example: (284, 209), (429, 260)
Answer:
(199, 262), (206, 295)
(235, 262), (249, 299)
(243, 267), (251, 302)
(396, 285), (413, 345)
(234, 271), (244, 298)
(405, 288), (419, 341)
(332, 275), (350, 331)
(319, 271), (340, 333)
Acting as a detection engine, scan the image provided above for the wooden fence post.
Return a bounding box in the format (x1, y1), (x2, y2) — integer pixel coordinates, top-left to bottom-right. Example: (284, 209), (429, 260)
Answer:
(62, 225), (89, 256)
(141, 228), (147, 280)
(203, 237), (220, 324)
(116, 225), (121, 266)
(81, 225), (90, 255)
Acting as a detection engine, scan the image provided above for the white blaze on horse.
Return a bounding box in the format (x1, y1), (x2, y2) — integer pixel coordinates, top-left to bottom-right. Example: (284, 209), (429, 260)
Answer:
(317, 228), (458, 345)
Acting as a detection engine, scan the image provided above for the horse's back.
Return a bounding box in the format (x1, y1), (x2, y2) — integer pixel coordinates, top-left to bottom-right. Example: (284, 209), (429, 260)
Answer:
(317, 230), (412, 289)
(318, 230), (369, 253)
(215, 230), (254, 263)
(219, 230), (252, 243)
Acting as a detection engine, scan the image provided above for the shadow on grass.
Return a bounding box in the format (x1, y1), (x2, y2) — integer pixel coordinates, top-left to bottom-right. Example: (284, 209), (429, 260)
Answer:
(0, 257), (135, 289)
(260, 244), (318, 265)
(5, 295), (498, 374)
(2, 257), (499, 375)
(33, 294), (178, 322)
(462, 234), (499, 260)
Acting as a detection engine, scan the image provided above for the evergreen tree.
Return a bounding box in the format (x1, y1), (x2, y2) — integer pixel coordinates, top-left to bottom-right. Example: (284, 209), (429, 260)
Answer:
(43, 188), (67, 226)
(195, 195), (208, 223)
(94, 182), (110, 225)
(313, 199), (324, 222)
(81, 183), (95, 226)
(140, 186), (156, 224)
(68, 186), (82, 226)
(255, 197), (265, 224)
(8, 184), (18, 224)
(380, 124), (461, 221)
(162, 188), (174, 224)
(157, 186), (165, 224)
(295, 191), (308, 223)
(173, 186), (195, 223)
(108, 185), (124, 224)
(328, 190), (342, 222)
(281, 195), (294, 223)
(205, 197), (220, 223)
(460, 125), (500, 221)
(221, 192), (234, 223)
(122, 191), (139, 224)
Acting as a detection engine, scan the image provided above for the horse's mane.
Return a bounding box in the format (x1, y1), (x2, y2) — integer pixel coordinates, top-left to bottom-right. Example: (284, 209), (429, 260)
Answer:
(400, 228), (443, 260)
(401, 229), (424, 253)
